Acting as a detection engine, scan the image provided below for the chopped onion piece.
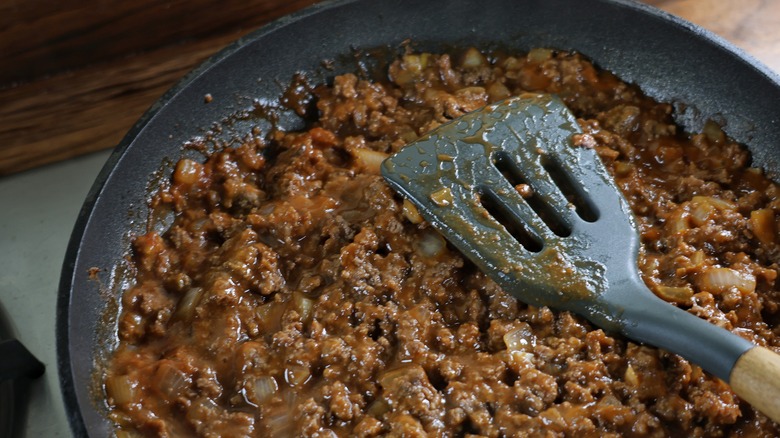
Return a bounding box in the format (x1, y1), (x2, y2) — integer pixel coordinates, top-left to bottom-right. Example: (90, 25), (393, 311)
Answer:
(366, 398), (391, 417)
(256, 301), (285, 333)
(430, 187), (453, 207)
(703, 120), (726, 144)
(106, 374), (136, 406)
(503, 56), (522, 70)
(173, 158), (203, 186)
(154, 362), (190, 400)
(414, 229), (446, 258)
(691, 195), (735, 211)
(293, 291), (314, 321)
(246, 376), (278, 405)
(461, 47), (487, 68)
(403, 199), (424, 224)
(624, 365), (639, 387)
(697, 267), (756, 295)
(750, 208), (776, 244)
(515, 184), (533, 198)
(689, 202), (714, 227)
(667, 210), (690, 234)
(613, 161), (634, 177)
(503, 323), (536, 351)
(175, 287), (204, 321)
(487, 81), (511, 101)
(402, 53), (429, 74)
(282, 388), (298, 408)
(509, 350), (535, 365)
(353, 149), (388, 174)
(527, 48), (553, 63)
(655, 285), (694, 303)
(399, 130), (419, 144)
(284, 365), (311, 387)
(265, 407), (294, 438)
(379, 364), (426, 390)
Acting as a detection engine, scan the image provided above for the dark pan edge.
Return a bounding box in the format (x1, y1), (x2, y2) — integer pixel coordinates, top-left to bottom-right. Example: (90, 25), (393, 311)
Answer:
(596, 0), (780, 176)
(619, 0), (780, 87)
(55, 0), (359, 435)
(57, 0), (780, 436)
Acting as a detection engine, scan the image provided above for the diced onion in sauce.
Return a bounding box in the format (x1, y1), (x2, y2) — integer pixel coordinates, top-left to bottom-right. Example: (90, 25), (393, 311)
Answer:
(667, 210), (690, 234)
(430, 187), (453, 207)
(514, 184), (533, 198)
(173, 158), (203, 186)
(703, 120), (726, 144)
(689, 202), (714, 227)
(246, 376), (278, 405)
(399, 130), (419, 144)
(690, 250), (705, 266)
(502, 56), (522, 71)
(379, 364), (426, 389)
(655, 285), (694, 304)
(403, 199), (424, 224)
(414, 229), (446, 258)
(503, 324), (536, 351)
(403, 53), (429, 74)
(293, 291), (314, 321)
(691, 195), (735, 212)
(392, 53), (431, 86)
(697, 267), (756, 294)
(688, 196), (735, 227)
(353, 149), (388, 174)
(527, 48), (553, 63)
(256, 301), (285, 333)
(750, 208), (776, 244)
(284, 365), (311, 387)
(154, 362), (190, 400)
(487, 81), (511, 101)
(461, 47), (487, 68)
(613, 161), (634, 177)
(509, 350), (535, 365)
(265, 408), (294, 438)
(106, 374), (136, 406)
(624, 365), (639, 387)
(366, 398), (391, 417)
(175, 287), (204, 321)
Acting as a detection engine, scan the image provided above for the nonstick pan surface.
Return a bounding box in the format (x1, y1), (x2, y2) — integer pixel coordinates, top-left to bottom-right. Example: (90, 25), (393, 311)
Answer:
(57, 0), (780, 435)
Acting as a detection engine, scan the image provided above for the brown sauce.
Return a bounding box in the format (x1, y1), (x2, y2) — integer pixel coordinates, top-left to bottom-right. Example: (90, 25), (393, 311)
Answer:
(103, 47), (780, 437)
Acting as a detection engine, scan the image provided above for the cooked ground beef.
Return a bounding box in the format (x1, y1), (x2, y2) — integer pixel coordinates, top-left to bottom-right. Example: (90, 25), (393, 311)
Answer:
(103, 47), (780, 437)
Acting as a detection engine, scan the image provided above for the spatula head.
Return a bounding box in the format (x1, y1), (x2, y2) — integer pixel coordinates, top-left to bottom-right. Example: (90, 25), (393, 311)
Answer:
(381, 94), (640, 330)
(382, 94), (758, 384)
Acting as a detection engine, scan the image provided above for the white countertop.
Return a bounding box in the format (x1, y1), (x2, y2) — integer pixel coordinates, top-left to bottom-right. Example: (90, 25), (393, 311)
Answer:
(0, 150), (111, 437)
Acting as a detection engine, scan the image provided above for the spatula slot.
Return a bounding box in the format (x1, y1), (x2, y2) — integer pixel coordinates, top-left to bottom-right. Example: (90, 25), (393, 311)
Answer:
(478, 187), (544, 253)
(493, 153), (572, 237)
(540, 156), (599, 223)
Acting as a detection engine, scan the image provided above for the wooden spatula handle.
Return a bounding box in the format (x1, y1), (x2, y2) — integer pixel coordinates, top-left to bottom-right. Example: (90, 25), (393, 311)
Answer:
(730, 346), (780, 423)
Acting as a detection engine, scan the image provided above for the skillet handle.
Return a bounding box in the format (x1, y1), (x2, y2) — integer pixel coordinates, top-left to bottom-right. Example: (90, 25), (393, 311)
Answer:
(730, 346), (780, 423)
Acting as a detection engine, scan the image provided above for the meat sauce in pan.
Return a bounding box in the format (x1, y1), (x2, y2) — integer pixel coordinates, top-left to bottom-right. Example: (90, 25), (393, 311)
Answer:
(103, 48), (780, 437)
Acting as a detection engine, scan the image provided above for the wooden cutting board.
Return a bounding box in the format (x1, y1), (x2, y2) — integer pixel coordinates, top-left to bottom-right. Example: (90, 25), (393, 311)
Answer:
(0, 0), (778, 176)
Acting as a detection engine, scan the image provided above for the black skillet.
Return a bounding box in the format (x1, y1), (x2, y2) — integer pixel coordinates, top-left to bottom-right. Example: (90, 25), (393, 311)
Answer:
(57, 0), (780, 435)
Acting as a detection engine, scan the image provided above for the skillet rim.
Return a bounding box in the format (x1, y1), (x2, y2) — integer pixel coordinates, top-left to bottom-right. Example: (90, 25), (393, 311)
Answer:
(56, 0), (780, 436)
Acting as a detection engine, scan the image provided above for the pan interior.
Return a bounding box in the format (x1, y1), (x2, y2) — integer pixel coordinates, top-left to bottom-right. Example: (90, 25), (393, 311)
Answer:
(57, 0), (780, 436)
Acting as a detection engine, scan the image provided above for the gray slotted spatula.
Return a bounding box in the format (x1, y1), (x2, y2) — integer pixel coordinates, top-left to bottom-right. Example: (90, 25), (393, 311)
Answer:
(381, 94), (780, 422)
